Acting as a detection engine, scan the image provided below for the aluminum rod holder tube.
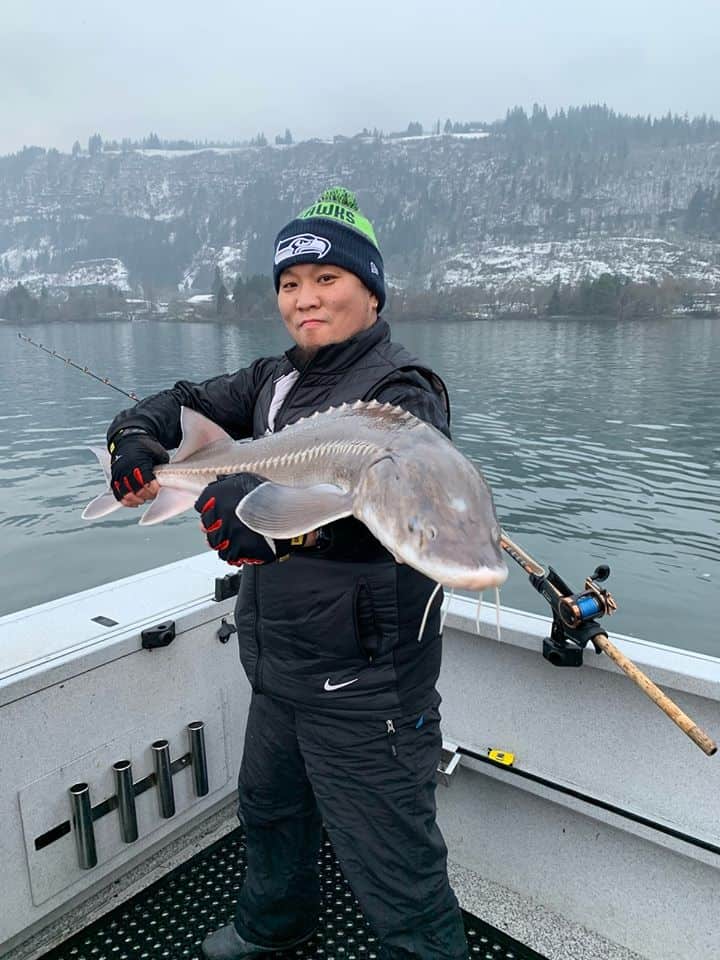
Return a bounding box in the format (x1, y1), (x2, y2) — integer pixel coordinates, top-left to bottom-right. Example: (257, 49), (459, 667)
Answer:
(69, 782), (97, 869)
(188, 721), (209, 797)
(151, 740), (176, 818)
(113, 760), (139, 842)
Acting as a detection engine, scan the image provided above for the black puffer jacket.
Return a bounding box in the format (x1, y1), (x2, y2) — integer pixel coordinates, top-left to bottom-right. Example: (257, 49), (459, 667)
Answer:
(108, 321), (451, 717)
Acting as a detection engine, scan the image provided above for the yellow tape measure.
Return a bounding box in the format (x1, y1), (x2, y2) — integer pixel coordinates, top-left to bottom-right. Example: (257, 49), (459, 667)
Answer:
(487, 749), (515, 767)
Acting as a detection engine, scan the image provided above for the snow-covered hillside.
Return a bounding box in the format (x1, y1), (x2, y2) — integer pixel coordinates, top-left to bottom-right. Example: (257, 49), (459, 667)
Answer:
(1, 118), (719, 297)
(438, 237), (720, 292)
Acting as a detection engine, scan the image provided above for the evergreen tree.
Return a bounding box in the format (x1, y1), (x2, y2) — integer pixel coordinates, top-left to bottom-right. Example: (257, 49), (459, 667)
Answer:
(88, 133), (103, 156)
(211, 265), (224, 296)
(232, 275), (246, 313)
(216, 283), (228, 314)
(3, 283), (37, 321)
(546, 276), (563, 315)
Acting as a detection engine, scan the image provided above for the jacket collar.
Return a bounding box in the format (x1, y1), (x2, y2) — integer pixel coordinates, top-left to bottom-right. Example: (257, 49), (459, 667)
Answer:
(285, 319), (390, 374)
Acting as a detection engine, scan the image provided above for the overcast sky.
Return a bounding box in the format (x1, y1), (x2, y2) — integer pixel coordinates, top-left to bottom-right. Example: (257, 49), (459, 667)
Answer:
(1, 0), (718, 155)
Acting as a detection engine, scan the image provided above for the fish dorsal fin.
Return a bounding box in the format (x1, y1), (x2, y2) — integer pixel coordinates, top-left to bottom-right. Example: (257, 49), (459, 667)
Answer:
(237, 481), (353, 539)
(274, 399), (416, 435)
(173, 407), (234, 463)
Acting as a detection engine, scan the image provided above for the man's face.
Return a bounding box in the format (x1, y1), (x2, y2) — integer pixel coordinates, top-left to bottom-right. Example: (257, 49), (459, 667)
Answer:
(277, 262), (378, 352)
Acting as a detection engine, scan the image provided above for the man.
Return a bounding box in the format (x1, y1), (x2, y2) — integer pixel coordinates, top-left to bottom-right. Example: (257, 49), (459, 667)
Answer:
(107, 187), (468, 959)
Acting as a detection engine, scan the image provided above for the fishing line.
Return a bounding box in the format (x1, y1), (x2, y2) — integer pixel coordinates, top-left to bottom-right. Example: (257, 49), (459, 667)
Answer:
(417, 581), (442, 644)
(16, 332), (140, 401)
(475, 592), (483, 634)
(494, 586), (503, 642)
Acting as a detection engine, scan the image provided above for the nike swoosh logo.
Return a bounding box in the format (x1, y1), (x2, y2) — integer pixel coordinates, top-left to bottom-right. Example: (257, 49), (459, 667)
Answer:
(323, 677), (359, 692)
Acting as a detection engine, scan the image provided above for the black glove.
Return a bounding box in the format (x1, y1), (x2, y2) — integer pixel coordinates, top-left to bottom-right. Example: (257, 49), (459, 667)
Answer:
(194, 473), (289, 566)
(108, 428), (169, 500)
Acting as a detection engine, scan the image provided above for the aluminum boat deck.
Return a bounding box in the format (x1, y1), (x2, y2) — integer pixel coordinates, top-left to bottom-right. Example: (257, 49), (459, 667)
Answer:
(37, 828), (547, 960)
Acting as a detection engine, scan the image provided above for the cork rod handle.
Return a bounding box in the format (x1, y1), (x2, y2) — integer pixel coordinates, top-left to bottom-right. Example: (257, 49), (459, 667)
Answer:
(593, 632), (717, 756)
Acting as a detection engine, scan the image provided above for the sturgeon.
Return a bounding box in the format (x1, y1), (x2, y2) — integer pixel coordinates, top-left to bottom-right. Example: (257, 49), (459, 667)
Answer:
(83, 401), (508, 590)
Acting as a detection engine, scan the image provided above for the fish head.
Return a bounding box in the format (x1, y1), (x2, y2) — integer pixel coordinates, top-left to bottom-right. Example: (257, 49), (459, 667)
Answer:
(355, 451), (508, 591)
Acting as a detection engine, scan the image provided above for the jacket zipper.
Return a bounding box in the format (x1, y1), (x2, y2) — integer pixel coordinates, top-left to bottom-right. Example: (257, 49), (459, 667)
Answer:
(386, 719), (398, 758)
(253, 571), (263, 692)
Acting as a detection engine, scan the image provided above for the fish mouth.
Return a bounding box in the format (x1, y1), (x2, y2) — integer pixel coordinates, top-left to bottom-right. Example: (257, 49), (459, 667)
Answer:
(414, 557), (509, 591)
(446, 564), (509, 590)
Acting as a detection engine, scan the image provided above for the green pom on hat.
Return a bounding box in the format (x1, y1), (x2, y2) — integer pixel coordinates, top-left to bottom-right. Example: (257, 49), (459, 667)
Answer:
(297, 185), (379, 248)
(317, 187), (360, 210)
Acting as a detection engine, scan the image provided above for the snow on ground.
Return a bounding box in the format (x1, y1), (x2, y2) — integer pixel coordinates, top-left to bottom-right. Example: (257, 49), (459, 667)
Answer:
(1, 237), (54, 273)
(438, 237), (720, 291)
(388, 131), (491, 144)
(0, 257), (130, 294)
(216, 244), (248, 280)
(107, 132), (492, 158)
(133, 148), (252, 158)
(449, 131), (491, 139)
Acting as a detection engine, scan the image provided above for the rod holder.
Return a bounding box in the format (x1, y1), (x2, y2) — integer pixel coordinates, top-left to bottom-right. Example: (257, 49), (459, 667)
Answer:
(151, 740), (176, 818)
(188, 721), (209, 797)
(69, 782), (97, 869)
(113, 760), (139, 842)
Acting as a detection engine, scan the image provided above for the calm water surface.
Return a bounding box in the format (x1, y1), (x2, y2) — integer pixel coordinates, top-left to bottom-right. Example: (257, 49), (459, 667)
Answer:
(1, 316), (718, 656)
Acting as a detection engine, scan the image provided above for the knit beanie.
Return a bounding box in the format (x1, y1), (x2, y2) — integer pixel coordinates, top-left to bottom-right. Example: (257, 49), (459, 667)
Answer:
(273, 187), (385, 311)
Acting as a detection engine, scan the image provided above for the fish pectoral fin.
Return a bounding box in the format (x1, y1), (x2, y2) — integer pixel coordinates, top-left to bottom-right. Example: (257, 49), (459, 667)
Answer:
(237, 482), (353, 538)
(139, 488), (198, 526)
(82, 491), (123, 520)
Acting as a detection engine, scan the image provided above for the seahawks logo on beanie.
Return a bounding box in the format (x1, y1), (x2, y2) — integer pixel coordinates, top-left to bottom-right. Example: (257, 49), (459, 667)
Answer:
(275, 233), (331, 266)
(272, 187), (386, 311)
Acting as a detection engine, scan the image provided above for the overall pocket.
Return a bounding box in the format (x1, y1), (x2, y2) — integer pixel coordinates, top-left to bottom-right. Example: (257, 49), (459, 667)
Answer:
(354, 578), (383, 661)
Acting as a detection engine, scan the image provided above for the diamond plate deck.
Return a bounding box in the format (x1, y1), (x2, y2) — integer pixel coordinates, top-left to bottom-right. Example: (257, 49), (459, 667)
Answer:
(40, 828), (547, 959)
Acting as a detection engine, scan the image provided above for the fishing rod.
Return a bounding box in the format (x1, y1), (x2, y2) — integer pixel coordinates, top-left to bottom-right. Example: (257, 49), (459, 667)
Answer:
(500, 530), (717, 757)
(16, 332), (716, 755)
(16, 332), (140, 401)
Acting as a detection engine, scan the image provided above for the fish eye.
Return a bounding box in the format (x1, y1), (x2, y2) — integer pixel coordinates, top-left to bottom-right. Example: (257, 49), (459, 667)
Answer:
(407, 517), (419, 533)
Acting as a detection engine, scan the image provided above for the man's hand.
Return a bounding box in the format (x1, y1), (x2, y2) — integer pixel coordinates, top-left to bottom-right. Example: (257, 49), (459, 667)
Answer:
(194, 474), (283, 566)
(109, 429), (169, 506)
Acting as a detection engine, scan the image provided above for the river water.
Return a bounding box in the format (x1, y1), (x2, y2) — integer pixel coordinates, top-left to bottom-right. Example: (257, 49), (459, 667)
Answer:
(1, 316), (718, 656)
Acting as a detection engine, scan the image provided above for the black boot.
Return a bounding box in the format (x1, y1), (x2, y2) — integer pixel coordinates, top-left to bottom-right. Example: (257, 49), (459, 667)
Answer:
(200, 922), (316, 959)
(201, 924), (267, 959)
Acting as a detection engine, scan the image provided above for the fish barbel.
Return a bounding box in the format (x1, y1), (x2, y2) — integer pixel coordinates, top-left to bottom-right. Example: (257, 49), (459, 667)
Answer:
(83, 400), (508, 590)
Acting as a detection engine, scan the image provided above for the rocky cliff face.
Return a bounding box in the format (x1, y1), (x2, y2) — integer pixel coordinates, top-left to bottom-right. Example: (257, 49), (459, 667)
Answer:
(2, 114), (719, 297)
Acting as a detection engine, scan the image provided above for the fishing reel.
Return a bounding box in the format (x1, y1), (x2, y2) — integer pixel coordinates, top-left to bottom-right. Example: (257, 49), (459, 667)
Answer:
(529, 564), (618, 667)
